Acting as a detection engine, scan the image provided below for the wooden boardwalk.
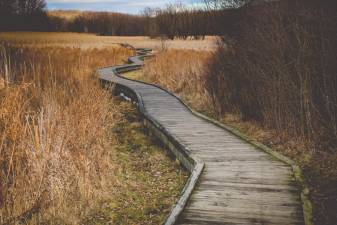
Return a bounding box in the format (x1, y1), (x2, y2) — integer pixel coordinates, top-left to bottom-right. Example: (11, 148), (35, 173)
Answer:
(98, 46), (305, 225)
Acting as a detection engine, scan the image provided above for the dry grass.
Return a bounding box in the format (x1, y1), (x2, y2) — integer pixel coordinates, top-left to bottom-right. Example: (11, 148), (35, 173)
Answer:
(0, 32), (217, 51)
(0, 32), (123, 49)
(124, 36), (217, 51)
(142, 49), (213, 112)
(105, 102), (187, 225)
(0, 37), (187, 224)
(48, 10), (83, 21)
(0, 45), (130, 224)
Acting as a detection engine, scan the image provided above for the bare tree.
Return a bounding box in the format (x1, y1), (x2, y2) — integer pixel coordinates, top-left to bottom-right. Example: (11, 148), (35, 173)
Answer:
(204, 0), (249, 9)
(19, 0), (46, 14)
(0, 0), (17, 14)
(141, 7), (158, 38)
(0, 0), (46, 15)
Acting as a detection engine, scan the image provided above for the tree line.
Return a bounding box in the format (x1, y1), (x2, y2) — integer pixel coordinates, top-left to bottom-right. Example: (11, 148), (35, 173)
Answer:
(49, 4), (237, 39)
(0, 0), (49, 31)
(0, 0), (243, 39)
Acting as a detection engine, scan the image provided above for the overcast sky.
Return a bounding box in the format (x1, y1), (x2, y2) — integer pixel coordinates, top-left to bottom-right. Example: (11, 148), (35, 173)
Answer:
(46, 0), (204, 14)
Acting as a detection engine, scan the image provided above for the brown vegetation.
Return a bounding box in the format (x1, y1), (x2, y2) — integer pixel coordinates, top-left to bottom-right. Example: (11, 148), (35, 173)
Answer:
(0, 0), (49, 31)
(204, 2), (337, 223)
(143, 49), (212, 111)
(53, 6), (236, 39)
(0, 44), (128, 224)
(48, 10), (83, 21)
(0, 42), (186, 224)
(0, 32), (217, 51)
(66, 12), (146, 36)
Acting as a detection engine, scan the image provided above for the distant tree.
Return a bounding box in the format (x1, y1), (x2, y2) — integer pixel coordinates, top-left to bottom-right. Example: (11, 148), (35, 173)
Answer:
(17, 0), (46, 15)
(0, 0), (16, 14)
(204, 0), (249, 9)
(0, 0), (241, 36)
(0, 0), (46, 15)
(141, 7), (158, 38)
(0, 0), (47, 31)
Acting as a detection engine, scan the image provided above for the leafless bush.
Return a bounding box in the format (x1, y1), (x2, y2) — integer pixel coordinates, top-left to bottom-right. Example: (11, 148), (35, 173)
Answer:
(207, 0), (337, 146)
(205, 1), (337, 223)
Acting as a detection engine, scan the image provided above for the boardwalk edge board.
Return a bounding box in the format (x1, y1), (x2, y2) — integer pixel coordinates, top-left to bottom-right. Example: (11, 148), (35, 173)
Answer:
(98, 44), (312, 225)
(98, 45), (204, 225)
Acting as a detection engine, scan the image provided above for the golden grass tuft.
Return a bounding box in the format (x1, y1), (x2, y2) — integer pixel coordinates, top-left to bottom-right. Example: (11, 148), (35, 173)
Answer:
(142, 49), (212, 112)
(0, 45), (132, 224)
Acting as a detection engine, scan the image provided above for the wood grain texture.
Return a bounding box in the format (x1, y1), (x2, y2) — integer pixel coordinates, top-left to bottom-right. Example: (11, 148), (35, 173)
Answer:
(98, 46), (305, 225)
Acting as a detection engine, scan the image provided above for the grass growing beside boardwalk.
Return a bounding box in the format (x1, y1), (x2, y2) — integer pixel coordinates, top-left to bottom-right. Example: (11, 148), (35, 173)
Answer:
(83, 100), (187, 225)
(142, 49), (212, 112)
(0, 40), (187, 224)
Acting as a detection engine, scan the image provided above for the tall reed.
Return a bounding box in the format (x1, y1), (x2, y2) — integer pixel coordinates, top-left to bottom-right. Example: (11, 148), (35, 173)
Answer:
(0, 45), (132, 224)
(143, 49), (212, 112)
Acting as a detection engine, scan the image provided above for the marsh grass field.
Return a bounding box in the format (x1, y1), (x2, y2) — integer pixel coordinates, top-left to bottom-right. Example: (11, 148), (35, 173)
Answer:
(0, 32), (187, 224)
(0, 32), (217, 51)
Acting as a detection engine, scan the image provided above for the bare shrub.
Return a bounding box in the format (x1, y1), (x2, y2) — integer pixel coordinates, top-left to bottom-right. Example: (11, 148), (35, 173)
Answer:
(207, 0), (337, 148)
(205, 0), (337, 224)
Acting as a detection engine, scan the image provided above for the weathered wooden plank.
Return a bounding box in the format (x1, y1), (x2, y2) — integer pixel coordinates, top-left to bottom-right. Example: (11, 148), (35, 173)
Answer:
(190, 191), (300, 203)
(179, 211), (304, 225)
(198, 181), (299, 192)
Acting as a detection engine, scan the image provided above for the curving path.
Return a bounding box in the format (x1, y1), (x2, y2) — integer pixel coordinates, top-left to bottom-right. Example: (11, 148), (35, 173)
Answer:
(98, 45), (307, 225)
